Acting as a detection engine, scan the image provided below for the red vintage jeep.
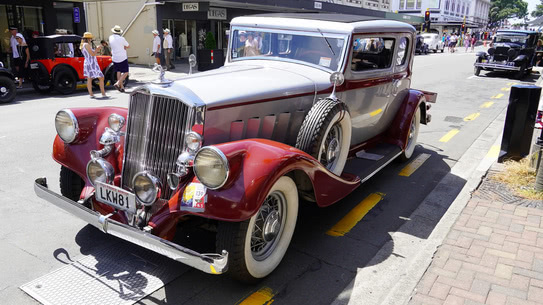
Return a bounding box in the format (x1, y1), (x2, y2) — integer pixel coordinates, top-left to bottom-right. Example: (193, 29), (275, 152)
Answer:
(35, 14), (436, 282)
(29, 35), (123, 95)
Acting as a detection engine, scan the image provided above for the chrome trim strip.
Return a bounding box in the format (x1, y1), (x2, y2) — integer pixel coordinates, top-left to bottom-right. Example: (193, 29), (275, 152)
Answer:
(360, 151), (403, 184)
(34, 177), (228, 275)
(474, 63), (521, 71)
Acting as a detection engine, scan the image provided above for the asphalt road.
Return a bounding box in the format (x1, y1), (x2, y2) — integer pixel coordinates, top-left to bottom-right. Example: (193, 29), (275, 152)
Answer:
(0, 48), (537, 305)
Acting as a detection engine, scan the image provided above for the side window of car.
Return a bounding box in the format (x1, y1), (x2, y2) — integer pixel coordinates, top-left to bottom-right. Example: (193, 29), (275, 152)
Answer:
(351, 37), (395, 72)
(54, 43), (75, 58)
(396, 37), (409, 66)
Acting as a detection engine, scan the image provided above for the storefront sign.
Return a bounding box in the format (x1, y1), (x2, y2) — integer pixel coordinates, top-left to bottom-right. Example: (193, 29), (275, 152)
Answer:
(183, 3), (199, 11)
(208, 7), (227, 20)
(314, 2), (322, 9)
(73, 7), (80, 23)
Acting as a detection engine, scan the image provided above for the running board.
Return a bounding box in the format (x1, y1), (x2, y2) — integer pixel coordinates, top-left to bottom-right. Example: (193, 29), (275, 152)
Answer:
(345, 144), (402, 183)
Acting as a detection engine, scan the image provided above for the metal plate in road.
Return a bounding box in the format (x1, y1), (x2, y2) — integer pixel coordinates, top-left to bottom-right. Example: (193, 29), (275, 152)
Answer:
(20, 241), (185, 305)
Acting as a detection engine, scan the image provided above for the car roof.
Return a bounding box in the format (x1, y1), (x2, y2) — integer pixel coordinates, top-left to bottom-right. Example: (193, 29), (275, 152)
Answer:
(35, 34), (82, 43)
(231, 13), (415, 35)
(496, 30), (538, 35)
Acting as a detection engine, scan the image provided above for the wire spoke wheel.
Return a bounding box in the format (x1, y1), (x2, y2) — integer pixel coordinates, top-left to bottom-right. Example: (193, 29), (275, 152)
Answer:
(318, 123), (343, 171)
(250, 191), (286, 261)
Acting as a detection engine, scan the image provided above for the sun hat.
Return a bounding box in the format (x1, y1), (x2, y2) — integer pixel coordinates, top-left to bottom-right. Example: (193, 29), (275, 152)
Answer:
(82, 32), (93, 39)
(164, 28), (170, 34)
(111, 25), (123, 34)
(15, 33), (24, 39)
(152, 30), (159, 35)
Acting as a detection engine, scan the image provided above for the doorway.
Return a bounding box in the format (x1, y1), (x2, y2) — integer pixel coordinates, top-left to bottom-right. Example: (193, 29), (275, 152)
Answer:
(162, 19), (196, 60)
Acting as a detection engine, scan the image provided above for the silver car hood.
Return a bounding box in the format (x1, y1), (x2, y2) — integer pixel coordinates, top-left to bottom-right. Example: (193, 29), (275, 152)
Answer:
(144, 62), (331, 108)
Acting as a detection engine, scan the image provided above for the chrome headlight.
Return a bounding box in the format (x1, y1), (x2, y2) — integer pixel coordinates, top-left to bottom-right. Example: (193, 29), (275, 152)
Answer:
(133, 171), (161, 205)
(185, 131), (202, 153)
(86, 158), (114, 186)
(55, 109), (79, 143)
(108, 113), (125, 132)
(193, 146), (229, 189)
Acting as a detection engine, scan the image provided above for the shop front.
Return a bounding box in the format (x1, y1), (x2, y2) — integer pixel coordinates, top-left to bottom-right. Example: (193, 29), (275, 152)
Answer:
(157, 2), (265, 64)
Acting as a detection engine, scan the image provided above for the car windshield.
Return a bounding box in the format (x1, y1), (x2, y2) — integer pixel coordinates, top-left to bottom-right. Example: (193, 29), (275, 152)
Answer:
(230, 28), (347, 71)
(494, 34), (528, 45)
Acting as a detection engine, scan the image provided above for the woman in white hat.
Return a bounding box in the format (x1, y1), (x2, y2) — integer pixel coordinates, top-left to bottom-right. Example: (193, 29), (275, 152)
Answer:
(152, 29), (161, 65)
(80, 32), (107, 98)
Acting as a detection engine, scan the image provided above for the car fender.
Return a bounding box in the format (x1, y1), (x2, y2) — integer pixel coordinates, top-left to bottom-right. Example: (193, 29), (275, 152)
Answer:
(52, 107), (128, 182)
(103, 62), (114, 78)
(154, 139), (361, 226)
(386, 89), (429, 150)
(0, 68), (14, 80)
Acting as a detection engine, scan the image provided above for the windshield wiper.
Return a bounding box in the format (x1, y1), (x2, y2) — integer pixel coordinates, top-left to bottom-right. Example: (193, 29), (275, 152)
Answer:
(317, 28), (335, 56)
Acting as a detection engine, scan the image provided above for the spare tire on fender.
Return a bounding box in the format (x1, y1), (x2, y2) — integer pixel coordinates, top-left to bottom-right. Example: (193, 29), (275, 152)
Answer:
(295, 98), (352, 176)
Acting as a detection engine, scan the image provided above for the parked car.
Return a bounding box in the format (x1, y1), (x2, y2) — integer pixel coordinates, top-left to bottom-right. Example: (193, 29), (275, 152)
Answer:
(421, 33), (444, 53)
(474, 30), (540, 79)
(415, 35), (429, 54)
(0, 62), (16, 104)
(29, 34), (126, 95)
(34, 14), (436, 282)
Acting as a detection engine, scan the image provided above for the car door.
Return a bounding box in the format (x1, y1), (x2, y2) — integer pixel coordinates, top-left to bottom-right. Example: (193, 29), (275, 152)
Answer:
(339, 34), (401, 146)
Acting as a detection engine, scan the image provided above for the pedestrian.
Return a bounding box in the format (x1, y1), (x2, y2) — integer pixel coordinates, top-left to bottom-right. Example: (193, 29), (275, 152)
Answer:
(163, 28), (175, 70)
(471, 35), (476, 52)
(464, 34), (470, 52)
(109, 25), (130, 92)
(81, 32), (107, 98)
(8, 26), (25, 73)
(152, 29), (161, 66)
(14, 33), (29, 89)
(99, 40), (111, 56)
(245, 32), (260, 56)
(449, 33), (457, 53)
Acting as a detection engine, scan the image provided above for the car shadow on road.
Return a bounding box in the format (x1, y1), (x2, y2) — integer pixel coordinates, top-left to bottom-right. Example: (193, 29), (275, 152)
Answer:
(476, 71), (539, 83)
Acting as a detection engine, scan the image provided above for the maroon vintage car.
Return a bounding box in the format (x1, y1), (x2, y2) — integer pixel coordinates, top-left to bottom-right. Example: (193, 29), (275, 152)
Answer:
(35, 14), (436, 282)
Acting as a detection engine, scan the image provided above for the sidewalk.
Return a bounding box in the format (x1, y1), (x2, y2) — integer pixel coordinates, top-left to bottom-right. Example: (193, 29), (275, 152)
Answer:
(409, 163), (543, 305)
(128, 61), (194, 83)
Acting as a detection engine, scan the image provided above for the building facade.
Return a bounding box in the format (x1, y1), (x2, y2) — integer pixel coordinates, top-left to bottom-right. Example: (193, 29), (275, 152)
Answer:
(331, 0), (392, 12)
(390, 0), (490, 35)
(84, 0), (410, 66)
(1, 0), (86, 67)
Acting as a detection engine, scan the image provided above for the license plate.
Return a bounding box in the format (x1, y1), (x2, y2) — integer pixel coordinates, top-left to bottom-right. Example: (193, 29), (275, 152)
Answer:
(30, 63), (38, 69)
(95, 181), (137, 214)
(481, 59), (487, 63)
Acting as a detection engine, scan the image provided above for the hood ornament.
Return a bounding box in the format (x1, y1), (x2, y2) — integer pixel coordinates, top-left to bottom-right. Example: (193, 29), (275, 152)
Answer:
(151, 63), (173, 85)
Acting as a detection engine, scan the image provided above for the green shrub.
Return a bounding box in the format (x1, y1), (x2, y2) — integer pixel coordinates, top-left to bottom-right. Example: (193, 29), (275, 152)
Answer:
(205, 32), (217, 49)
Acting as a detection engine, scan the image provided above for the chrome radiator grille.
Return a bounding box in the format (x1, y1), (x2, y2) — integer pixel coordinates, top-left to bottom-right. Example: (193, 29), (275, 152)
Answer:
(122, 92), (194, 199)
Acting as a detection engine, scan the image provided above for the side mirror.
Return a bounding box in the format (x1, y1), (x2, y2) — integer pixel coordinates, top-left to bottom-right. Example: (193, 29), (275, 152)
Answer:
(188, 54), (196, 75)
(328, 72), (344, 101)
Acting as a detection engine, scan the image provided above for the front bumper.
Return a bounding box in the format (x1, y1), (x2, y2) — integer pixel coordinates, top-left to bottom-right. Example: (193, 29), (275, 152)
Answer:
(34, 177), (228, 275)
(474, 62), (521, 71)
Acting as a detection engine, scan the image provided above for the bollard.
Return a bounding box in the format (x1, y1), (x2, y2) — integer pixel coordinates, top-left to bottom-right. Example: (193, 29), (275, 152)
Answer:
(498, 85), (542, 163)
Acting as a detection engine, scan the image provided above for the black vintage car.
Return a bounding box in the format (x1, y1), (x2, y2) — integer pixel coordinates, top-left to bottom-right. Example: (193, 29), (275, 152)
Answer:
(415, 35), (429, 55)
(0, 62), (16, 104)
(474, 30), (540, 79)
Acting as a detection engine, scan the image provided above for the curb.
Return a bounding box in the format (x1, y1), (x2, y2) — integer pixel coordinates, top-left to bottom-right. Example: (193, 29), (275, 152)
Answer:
(331, 108), (507, 305)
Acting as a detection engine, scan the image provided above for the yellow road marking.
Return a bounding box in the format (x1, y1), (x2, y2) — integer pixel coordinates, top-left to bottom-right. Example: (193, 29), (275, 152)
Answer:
(399, 153), (431, 177)
(486, 145), (500, 158)
(370, 108), (383, 117)
(463, 113), (480, 122)
(506, 82), (518, 86)
(239, 287), (275, 305)
(439, 129), (460, 142)
(501, 87), (511, 92)
(326, 193), (385, 237)
(492, 93), (504, 99)
(480, 101), (494, 108)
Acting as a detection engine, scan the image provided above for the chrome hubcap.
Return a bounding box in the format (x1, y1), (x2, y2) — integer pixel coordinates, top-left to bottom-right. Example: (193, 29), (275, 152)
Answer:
(0, 87), (6, 93)
(320, 123), (342, 170)
(251, 191), (286, 261)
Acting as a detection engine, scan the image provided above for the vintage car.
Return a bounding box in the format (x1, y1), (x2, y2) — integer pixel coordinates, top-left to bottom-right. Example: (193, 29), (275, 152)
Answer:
(0, 62), (16, 104)
(34, 14), (436, 282)
(415, 34), (429, 54)
(29, 35), (125, 95)
(474, 30), (540, 79)
(421, 33), (444, 53)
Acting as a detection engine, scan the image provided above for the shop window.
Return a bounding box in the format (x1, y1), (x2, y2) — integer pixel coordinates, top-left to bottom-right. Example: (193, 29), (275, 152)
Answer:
(351, 37), (395, 72)
(18, 6), (43, 34)
(54, 2), (74, 34)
